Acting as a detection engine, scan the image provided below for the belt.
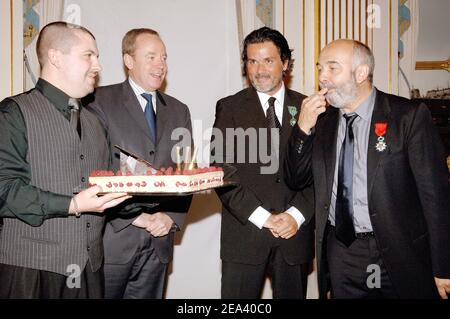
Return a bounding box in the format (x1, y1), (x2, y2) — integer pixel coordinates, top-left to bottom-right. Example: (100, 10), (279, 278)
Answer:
(355, 231), (375, 239)
(327, 221), (375, 239)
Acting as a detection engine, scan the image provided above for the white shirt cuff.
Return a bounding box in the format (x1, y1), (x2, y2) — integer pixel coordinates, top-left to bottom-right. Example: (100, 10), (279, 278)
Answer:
(248, 206), (271, 229)
(286, 206), (305, 229)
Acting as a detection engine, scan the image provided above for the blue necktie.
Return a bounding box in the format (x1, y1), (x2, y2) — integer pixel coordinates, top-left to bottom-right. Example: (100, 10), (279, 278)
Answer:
(141, 93), (156, 143)
(335, 113), (358, 247)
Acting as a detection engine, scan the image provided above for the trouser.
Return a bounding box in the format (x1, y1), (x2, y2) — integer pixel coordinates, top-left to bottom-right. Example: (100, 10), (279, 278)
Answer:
(104, 238), (167, 299)
(222, 246), (309, 299)
(326, 225), (398, 299)
(0, 260), (103, 299)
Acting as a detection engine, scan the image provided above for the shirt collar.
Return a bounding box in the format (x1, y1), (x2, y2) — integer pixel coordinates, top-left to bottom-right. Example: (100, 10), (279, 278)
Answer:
(128, 77), (156, 98)
(341, 88), (376, 121)
(256, 82), (285, 109)
(35, 78), (74, 114)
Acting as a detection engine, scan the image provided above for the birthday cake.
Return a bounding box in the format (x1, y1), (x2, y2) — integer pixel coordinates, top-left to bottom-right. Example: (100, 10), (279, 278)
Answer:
(89, 166), (224, 193)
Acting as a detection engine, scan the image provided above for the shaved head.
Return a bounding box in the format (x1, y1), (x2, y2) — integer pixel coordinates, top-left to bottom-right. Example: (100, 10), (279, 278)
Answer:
(36, 21), (95, 69)
(36, 21), (101, 98)
(322, 39), (374, 83)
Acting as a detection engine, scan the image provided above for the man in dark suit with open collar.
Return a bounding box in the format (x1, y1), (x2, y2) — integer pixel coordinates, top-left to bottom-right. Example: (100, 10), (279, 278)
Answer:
(212, 27), (314, 299)
(285, 39), (450, 299)
(87, 28), (192, 299)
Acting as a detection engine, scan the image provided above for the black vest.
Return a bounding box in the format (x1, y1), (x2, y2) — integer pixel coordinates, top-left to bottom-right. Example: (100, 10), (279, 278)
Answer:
(0, 89), (109, 275)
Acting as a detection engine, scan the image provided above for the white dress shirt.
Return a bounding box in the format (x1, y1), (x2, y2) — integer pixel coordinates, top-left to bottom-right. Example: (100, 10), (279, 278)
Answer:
(247, 83), (305, 230)
(128, 77), (157, 113)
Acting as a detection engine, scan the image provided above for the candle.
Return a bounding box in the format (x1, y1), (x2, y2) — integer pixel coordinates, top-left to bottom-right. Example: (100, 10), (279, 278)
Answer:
(176, 146), (182, 171)
(187, 146), (198, 170)
(184, 146), (191, 170)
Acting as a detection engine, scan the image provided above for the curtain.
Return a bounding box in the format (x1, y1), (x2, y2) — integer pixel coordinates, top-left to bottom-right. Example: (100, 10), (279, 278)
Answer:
(235, 0), (273, 88)
(24, 0), (64, 90)
(398, 0), (419, 98)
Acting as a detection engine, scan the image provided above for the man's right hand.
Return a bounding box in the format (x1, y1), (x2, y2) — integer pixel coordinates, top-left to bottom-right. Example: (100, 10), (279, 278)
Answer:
(132, 212), (174, 237)
(297, 88), (328, 134)
(69, 185), (131, 216)
(263, 214), (282, 238)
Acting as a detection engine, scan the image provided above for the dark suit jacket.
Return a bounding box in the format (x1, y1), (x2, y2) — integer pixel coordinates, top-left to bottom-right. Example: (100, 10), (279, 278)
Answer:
(285, 89), (450, 298)
(212, 87), (315, 266)
(86, 80), (192, 264)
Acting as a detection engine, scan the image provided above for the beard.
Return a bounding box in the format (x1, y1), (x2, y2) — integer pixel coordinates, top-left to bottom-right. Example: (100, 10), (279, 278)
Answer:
(320, 76), (358, 109)
(250, 73), (281, 94)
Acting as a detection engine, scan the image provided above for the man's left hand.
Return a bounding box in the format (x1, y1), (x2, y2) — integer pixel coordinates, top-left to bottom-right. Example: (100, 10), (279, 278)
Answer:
(435, 277), (450, 299)
(145, 212), (174, 237)
(271, 213), (298, 239)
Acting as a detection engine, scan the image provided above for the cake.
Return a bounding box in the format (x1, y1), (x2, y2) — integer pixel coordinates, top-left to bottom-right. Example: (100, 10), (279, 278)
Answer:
(89, 166), (224, 193)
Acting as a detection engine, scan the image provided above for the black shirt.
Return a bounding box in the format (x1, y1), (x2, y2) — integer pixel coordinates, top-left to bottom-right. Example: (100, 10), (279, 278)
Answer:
(0, 79), (76, 226)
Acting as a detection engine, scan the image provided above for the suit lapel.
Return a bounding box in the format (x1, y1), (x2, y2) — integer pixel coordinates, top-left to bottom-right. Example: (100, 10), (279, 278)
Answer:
(155, 91), (169, 146)
(367, 89), (391, 197)
(121, 81), (153, 142)
(280, 89), (300, 159)
(240, 88), (267, 129)
(322, 108), (340, 198)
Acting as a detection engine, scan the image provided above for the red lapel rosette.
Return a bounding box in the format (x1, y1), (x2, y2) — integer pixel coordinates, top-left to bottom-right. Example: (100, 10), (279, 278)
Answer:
(375, 123), (387, 137)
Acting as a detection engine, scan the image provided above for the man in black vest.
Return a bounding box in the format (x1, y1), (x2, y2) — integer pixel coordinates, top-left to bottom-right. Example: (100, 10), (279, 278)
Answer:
(0, 21), (130, 298)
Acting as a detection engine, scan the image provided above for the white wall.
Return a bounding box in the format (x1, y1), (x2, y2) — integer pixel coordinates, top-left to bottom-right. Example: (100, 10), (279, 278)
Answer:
(412, 0), (450, 94)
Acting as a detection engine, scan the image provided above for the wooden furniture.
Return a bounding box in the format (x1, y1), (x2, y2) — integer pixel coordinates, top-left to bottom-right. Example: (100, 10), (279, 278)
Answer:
(413, 99), (450, 156)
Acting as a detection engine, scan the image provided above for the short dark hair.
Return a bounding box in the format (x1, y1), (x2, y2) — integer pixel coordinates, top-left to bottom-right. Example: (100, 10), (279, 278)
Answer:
(36, 21), (95, 68)
(242, 26), (293, 76)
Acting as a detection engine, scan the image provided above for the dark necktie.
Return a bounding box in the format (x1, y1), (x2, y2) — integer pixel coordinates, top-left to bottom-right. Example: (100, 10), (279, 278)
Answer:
(68, 98), (81, 138)
(266, 97), (281, 129)
(266, 97), (281, 159)
(141, 93), (156, 144)
(335, 113), (358, 247)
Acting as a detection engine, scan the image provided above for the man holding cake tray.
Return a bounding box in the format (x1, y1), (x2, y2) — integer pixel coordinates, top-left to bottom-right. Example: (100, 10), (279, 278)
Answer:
(87, 28), (193, 299)
(0, 22), (130, 298)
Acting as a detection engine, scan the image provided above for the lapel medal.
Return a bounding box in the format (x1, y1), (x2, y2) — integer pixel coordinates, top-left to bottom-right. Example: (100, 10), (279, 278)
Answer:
(288, 106), (298, 126)
(374, 122), (388, 152)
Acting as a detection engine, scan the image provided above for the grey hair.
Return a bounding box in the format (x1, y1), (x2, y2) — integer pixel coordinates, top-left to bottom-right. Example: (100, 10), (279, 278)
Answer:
(352, 41), (375, 83)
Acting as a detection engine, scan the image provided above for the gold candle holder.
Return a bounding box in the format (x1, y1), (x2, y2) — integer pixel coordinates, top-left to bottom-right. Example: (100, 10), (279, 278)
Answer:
(186, 146), (198, 171)
(176, 146), (182, 171)
(183, 146), (191, 171)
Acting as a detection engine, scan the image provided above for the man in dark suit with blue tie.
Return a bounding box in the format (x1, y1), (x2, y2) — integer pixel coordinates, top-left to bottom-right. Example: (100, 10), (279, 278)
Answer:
(87, 28), (192, 299)
(285, 39), (450, 299)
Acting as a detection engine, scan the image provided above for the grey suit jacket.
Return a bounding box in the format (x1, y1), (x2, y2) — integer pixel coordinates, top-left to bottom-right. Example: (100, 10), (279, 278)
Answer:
(86, 80), (193, 264)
